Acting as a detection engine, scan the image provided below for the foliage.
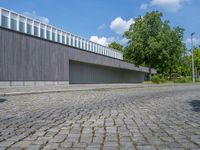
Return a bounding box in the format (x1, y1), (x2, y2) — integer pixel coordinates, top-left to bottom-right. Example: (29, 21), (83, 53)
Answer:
(194, 48), (200, 69)
(124, 11), (163, 68)
(151, 75), (193, 84)
(189, 48), (200, 71)
(108, 42), (124, 52)
(151, 75), (167, 84)
(109, 11), (200, 82)
(151, 75), (161, 84)
(173, 76), (192, 83)
(175, 55), (191, 77)
(175, 48), (200, 78)
(123, 11), (186, 79)
(160, 78), (168, 83)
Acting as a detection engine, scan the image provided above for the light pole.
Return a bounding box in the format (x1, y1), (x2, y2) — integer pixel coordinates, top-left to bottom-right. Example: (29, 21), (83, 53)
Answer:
(191, 32), (195, 84)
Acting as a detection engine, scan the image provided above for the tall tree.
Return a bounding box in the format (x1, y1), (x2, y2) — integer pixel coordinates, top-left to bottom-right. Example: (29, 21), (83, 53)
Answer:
(157, 23), (185, 77)
(124, 11), (163, 79)
(124, 11), (186, 79)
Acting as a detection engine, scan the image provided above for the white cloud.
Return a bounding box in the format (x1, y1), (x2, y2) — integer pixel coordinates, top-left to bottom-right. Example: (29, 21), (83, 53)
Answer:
(90, 35), (129, 47)
(110, 17), (134, 35)
(89, 17), (135, 47)
(90, 36), (115, 46)
(149, 0), (190, 12)
(140, 3), (148, 10)
(186, 37), (200, 46)
(98, 24), (106, 30)
(23, 11), (49, 24)
(119, 37), (129, 45)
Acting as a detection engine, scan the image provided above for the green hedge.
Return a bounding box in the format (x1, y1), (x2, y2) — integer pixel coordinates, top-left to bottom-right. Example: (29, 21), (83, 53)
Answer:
(151, 75), (167, 84)
(173, 76), (192, 83)
(151, 75), (194, 84)
(151, 75), (160, 84)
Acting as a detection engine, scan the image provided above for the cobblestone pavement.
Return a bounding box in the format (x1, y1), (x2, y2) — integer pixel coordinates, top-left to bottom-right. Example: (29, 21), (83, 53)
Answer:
(0, 85), (200, 150)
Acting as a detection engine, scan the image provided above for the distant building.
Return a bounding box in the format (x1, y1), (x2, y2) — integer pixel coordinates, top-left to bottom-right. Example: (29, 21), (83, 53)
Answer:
(0, 8), (156, 86)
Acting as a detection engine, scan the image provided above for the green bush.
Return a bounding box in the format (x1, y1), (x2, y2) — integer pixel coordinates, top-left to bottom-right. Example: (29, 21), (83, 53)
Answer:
(196, 78), (200, 82)
(160, 78), (167, 83)
(151, 75), (194, 84)
(151, 75), (161, 84)
(174, 76), (192, 83)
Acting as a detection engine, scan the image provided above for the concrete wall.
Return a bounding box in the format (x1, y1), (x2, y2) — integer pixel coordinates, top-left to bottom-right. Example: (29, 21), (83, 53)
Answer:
(69, 61), (145, 84)
(0, 28), (69, 81)
(0, 27), (155, 85)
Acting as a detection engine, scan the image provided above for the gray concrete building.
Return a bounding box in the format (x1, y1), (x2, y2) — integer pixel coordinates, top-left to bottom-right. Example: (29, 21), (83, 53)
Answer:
(0, 8), (156, 86)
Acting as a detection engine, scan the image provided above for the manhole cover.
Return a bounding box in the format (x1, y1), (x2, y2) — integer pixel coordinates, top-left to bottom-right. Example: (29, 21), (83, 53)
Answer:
(0, 98), (6, 103)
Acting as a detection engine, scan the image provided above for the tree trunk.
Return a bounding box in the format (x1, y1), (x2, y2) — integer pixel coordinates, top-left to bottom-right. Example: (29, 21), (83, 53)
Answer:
(169, 67), (172, 80)
(149, 66), (152, 81)
(162, 66), (164, 78)
(148, 55), (152, 81)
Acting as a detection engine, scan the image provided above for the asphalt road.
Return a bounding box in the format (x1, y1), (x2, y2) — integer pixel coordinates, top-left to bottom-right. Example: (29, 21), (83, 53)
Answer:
(0, 85), (200, 150)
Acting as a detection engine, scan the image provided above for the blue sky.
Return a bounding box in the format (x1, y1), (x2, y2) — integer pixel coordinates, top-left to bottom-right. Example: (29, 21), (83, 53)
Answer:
(0, 0), (200, 48)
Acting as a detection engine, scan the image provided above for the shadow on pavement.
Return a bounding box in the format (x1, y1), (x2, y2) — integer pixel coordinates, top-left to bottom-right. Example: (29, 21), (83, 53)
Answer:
(0, 98), (6, 103)
(189, 100), (200, 112)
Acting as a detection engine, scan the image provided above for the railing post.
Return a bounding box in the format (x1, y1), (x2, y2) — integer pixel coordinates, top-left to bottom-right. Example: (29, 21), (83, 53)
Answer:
(16, 15), (19, 31)
(8, 10), (11, 29)
(0, 8), (2, 27)
(44, 25), (47, 39)
(24, 17), (27, 33)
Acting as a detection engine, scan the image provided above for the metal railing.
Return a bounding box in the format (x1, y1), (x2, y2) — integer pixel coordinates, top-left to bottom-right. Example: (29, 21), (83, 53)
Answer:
(0, 7), (123, 60)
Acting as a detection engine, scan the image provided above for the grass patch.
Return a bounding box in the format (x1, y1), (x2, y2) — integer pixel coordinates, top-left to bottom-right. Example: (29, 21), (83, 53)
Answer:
(150, 75), (197, 84)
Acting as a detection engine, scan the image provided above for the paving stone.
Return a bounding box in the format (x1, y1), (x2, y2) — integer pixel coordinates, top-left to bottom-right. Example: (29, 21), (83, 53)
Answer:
(26, 145), (41, 150)
(0, 141), (15, 147)
(43, 142), (59, 150)
(137, 146), (157, 150)
(7, 147), (23, 150)
(12, 141), (32, 148)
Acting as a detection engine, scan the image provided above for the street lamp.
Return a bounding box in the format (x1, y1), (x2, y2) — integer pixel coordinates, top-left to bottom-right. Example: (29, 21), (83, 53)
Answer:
(191, 32), (195, 84)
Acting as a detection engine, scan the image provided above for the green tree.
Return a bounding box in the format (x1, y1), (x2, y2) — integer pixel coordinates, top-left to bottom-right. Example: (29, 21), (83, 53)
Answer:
(108, 42), (124, 52)
(189, 48), (200, 77)
(194, 48), (200, 69)
(175, 48), (200, 78)
(124, 11), (163, 79)
(124, 11), (186, 79)
(157, 23), (185, 78)
(176, 55), (191, 77)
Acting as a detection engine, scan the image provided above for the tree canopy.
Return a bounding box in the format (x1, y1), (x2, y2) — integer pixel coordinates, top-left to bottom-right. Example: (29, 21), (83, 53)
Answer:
(108, 42), (124, 52)
(123, 11), (186, 79)
(109, 11), (200, 81)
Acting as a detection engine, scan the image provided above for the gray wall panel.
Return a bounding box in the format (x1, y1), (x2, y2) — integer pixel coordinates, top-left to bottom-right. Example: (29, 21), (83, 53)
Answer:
(0, 29), (3, 80)
(0, 28), (69, 81)
(0, 28), (153, 84)
(69, 61), (144, 84)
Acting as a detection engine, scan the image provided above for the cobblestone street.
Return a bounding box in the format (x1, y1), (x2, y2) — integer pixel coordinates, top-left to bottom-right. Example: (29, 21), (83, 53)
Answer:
(0, 85), (200, 150)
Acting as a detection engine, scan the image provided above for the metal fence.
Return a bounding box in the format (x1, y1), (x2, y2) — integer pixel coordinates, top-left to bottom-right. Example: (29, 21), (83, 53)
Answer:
(0, 7), (123, 60)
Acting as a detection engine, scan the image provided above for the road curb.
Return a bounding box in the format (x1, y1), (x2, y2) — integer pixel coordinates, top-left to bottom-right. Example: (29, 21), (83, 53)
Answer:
(0, 83), (197, 97)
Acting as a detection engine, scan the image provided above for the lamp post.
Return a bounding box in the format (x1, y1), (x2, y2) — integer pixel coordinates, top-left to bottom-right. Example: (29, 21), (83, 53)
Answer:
(191, 32), (195, 84)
